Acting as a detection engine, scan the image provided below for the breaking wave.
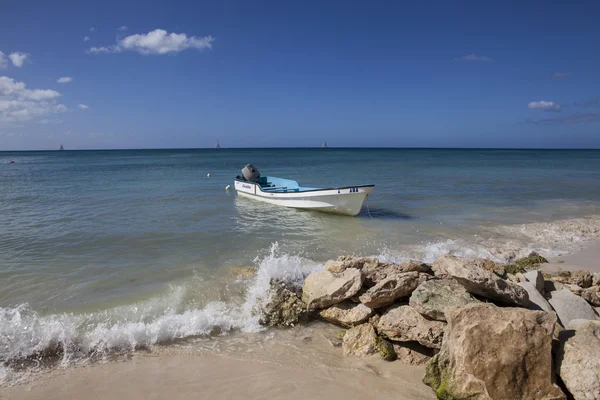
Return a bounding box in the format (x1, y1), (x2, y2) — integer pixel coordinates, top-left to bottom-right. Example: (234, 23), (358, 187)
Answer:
(2, 216), (599, 385)
(0, 243), (322, 385)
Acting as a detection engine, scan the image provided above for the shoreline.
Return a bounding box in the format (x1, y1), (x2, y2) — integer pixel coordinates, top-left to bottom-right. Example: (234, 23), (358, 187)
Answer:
(2, 239), (600, 399)
(0, 323), (434, 400)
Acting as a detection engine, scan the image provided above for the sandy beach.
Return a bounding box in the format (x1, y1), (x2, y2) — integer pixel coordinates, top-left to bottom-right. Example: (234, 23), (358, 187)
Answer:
(0, 322), (434, 400)
(2, 240), (599, 400)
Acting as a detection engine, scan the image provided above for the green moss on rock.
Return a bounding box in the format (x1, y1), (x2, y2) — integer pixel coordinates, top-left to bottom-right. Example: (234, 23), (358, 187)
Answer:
(372, 336), (396, 361)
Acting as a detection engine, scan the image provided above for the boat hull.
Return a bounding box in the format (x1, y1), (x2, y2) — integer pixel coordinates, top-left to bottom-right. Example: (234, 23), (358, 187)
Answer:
(234, 180), (374, 216)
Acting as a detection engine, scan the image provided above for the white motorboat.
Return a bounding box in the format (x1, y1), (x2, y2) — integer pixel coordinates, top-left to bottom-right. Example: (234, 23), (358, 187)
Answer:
(234, 164), (374, 216)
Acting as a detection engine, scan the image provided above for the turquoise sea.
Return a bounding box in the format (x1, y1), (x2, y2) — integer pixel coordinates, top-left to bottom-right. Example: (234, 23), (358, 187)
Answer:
(1, 148), (600, 381)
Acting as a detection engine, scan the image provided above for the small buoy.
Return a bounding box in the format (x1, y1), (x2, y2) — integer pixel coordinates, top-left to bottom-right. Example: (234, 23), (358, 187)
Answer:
(207, 173), (211, 177)
(225, 185), (231, 191)
(9, 160), (14, 164)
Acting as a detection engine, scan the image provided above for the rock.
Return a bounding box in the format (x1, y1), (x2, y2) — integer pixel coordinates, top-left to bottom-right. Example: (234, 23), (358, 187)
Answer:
(565, 284), (583, 296)
(432, 254), (530, 306)
(423, 303), (565, 400)
(592, 272), (600, 286)
(581, 286), (600, 307)
(324, 256), (378, 273)
(516, 252), (549, 268)
(545, 279), (564, 293)
(409, 279), (479, 322)
(377, 305), (445, 349)
(362, 260), (431, 285)
(341, 323), (377, 357)
(359, 272), (429, 308)
(515, 272), (527, 282)
(524, 269), (545, 292)
(319, 302), (374, 327)
(392, 342), (432, 365)
(302, 268), (364, 310)
(373, 336), (396, 361)
(519, 281), (554, 312)
(556, 320), (600, 400)
(260, 281), (312, 327)
(571, 270), (593, 288)
(506, 273), (519, 283)
(547, 289), (599, 327)
(475, 258), (506, 278)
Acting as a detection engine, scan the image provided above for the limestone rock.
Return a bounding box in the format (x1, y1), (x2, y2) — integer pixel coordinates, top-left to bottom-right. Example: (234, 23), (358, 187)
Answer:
(302, 268), (364, 310)
(392, 342), (432, 365)
(565, 284), (583, 296)
(359, 272), (429, 308)
(377, 304), (445, 349)
(519, 281), (554, 312)
(342, 323), (377, 357)
(432, 254), (529, 306)
(362, 260), (431, 285)
(571, 270), (593, 289)
(547, 289), (599, 327)
(373, 336), (396, 361)
(524, 269), (545, 293)
(592, 272), (600, 286)
(581, 286), (600, 307)
(324, 256), (378, 273)
(423, 303), (565, 400)
(260, 281), (312, 327)
(409, 279), (479, 322)
(319, 302), (374, 327)
(556, 320), (600, 400)
(475, 258), (506, 278)
(545, 279), (564, 293)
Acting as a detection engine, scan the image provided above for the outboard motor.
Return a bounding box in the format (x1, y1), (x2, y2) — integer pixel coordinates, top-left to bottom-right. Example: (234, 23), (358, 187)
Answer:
(241, 164), (261, 182)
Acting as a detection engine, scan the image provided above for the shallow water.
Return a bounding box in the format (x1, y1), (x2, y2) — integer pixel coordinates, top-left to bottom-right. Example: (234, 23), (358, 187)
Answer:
(1, 148), (600, 382)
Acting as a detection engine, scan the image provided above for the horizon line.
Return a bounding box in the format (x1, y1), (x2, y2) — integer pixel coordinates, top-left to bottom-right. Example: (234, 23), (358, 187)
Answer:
(2, 146), (600, 152)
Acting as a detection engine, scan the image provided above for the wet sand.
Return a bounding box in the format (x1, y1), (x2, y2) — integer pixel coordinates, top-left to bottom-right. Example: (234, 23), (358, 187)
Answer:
(544, 239), (600, 273)
(0, 323), (435, 400)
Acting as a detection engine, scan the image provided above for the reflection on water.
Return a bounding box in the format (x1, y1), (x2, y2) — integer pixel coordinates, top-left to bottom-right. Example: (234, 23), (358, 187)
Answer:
(232, 196), (384, 259)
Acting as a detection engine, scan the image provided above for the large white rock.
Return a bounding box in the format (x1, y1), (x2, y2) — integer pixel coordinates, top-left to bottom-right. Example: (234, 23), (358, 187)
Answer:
(359, 272), (429, 308)
(556, 320), (600, 400)
(581, 286), (600, 307)
(519, 281), (554, 313)
(377, 304), (445, 349)
(432, 254), (529, 306)
(547, 289), (599, 327)
(423, 303), (565, 400)
(302, 268), (364, 310)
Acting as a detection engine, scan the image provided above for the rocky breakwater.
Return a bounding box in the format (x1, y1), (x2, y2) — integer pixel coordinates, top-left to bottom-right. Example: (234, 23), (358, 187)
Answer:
(261, 253), (600, 399)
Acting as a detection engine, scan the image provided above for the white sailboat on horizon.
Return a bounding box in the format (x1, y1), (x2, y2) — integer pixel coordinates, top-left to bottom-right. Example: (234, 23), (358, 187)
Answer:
(321, 141), (327, 148)
(215, 141), (221, 149)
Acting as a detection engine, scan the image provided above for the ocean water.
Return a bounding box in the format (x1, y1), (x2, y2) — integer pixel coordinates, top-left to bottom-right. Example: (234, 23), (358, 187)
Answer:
(1, 148), (600, 382)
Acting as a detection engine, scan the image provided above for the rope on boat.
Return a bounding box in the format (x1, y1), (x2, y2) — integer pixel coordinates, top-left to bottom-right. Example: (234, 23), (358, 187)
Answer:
(366, 196), (373, 218)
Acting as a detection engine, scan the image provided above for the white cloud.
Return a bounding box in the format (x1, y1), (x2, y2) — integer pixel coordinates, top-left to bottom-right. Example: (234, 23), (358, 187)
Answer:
(0, 76), (66, 122)
(0, 51), (6, 68)
(57, 76), (73, 83)
(78, 104), (89, 109)
(454, 54), (491, 62)
(88, 29), (214, 55)
(83, 36), (91, 42)
(118, 26), (128, 31)
(90, 27), (96, 32)
(528, 100), (561, 112)
(88, 46), (111, 54)
(9, 52), (29, 67)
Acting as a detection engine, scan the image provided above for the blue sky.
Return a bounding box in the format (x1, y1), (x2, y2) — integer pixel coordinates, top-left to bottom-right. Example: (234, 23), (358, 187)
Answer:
(1, 0), (599, 150)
